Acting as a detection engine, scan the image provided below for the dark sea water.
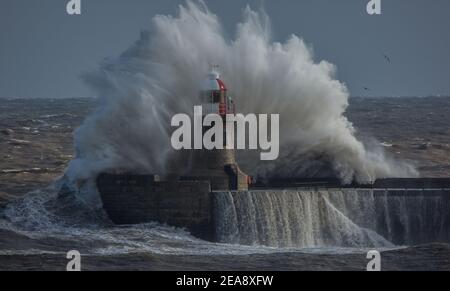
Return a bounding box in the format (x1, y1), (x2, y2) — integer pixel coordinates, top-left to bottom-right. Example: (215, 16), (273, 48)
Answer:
(0, 97), (450, 271)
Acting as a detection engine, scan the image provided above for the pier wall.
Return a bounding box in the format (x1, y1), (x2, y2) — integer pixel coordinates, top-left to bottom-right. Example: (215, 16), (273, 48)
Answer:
(97, 175), (450, 245)
(97, 173), (214, 240)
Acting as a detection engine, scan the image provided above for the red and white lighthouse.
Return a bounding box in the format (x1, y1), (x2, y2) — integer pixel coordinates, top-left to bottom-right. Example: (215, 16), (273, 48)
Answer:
(187, 65), (248, 191)
(199, 64), (235, 117)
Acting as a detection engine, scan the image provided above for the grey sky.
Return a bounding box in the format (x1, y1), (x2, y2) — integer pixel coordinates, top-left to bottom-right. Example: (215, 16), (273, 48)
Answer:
(0, 0), (449, 98)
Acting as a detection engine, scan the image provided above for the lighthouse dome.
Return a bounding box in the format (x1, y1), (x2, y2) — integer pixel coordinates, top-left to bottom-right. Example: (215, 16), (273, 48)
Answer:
(201, 66), (227, 91)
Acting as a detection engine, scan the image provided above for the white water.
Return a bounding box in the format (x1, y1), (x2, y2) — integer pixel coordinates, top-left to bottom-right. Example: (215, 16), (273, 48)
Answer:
(1, 185), (448, 255)
(64, 0), (417, 204)
(214, 190), (392, 248)
(0, 1), (438, 258)
(213, 189), (450, 247)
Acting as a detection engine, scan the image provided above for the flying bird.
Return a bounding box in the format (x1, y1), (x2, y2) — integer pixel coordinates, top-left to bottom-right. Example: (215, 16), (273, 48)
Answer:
(382, 53), (391, 64)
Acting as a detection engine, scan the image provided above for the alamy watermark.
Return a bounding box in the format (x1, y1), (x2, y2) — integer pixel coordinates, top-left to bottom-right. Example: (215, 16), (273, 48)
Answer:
(65, 1), (382, 16)
(171, 106), (279, 161)
(366, 250), (381, 271)
(66, 250), (81, 271)
(66, 0), (81, 15)
(367, 0), (382, 15)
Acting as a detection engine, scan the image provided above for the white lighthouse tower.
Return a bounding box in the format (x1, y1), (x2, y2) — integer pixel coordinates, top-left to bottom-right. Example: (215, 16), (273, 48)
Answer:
(187, 65), (249, 190)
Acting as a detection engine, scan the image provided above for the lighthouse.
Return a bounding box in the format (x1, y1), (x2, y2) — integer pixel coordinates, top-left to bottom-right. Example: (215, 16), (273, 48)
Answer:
(186, 65), (249, 190)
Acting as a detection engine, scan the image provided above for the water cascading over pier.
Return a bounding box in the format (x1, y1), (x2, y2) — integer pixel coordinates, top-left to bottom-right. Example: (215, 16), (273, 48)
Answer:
(213, 189), (450, 247)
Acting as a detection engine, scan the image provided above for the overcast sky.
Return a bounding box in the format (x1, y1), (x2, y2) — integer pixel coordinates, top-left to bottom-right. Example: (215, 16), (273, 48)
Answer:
(0, 0), (449, 98)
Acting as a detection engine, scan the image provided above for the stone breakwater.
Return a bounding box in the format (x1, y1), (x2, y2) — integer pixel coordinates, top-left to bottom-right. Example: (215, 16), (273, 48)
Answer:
(97, 174), (450, 247)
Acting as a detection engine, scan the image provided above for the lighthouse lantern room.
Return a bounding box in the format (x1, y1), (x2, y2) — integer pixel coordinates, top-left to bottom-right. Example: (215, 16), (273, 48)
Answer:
(200, 64), (235, 116)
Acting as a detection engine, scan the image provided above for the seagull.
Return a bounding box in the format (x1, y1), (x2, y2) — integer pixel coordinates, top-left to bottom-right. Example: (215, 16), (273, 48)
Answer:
(382, 53), (391, 64)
